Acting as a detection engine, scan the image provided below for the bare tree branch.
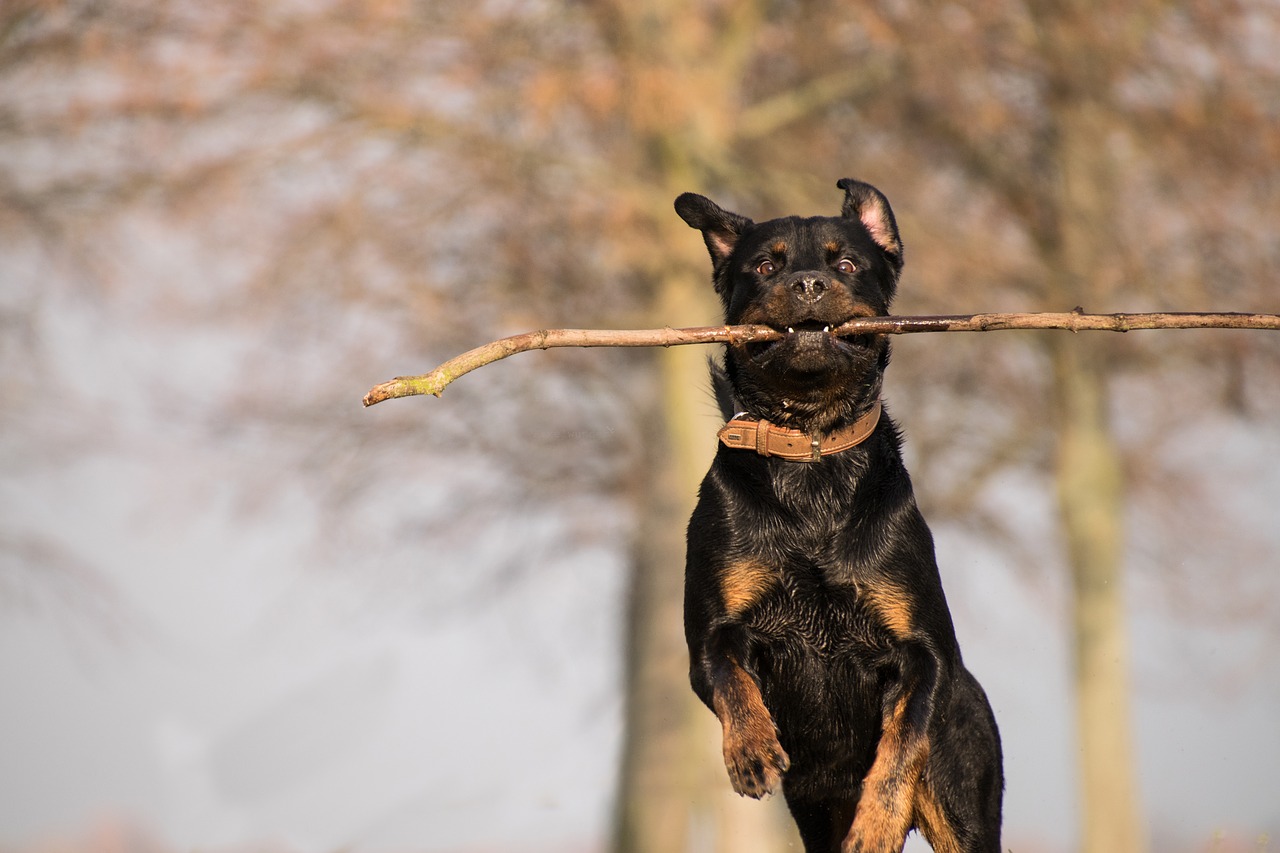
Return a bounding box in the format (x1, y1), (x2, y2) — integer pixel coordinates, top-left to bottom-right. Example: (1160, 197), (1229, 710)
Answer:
(362, 310), (1280, 405)
(737, 63), (896, 141)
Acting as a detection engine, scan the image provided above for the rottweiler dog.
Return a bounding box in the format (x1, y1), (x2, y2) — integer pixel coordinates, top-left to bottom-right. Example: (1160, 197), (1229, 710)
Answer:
(675, 179), (1003, 853)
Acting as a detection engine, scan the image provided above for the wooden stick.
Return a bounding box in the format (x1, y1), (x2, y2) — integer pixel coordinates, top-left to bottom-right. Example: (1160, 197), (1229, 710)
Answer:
(361, 310), (1280, 406)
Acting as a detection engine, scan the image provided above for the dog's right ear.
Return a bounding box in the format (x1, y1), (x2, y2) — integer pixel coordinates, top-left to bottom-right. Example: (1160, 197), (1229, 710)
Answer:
(674, 193), (754, 271)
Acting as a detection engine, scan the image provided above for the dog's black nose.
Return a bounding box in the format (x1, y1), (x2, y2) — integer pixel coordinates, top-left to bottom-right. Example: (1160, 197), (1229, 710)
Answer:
(789, 274), (827, 304)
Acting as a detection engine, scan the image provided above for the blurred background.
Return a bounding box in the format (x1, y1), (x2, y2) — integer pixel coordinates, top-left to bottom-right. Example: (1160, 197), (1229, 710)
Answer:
(2, 2), (1279, 852)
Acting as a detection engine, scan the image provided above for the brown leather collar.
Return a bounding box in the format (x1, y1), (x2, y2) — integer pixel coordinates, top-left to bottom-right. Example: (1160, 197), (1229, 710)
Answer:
(717, 400), (882, 463)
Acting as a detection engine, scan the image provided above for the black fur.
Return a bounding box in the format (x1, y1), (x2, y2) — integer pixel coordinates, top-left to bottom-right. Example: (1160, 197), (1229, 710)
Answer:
(676, 180), (1003, 853)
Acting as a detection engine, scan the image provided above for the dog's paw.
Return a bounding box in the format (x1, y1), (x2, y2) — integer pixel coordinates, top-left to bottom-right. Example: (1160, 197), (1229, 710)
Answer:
(722, 720), (790, 799)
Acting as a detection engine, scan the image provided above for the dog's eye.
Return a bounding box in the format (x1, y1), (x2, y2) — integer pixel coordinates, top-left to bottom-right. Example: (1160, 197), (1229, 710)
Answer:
(836, 259), (857, 275)
(756, 260), (777, 276)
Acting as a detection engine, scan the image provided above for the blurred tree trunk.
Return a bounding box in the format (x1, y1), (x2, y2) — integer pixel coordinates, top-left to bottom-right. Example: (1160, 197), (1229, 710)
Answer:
(615, 255), (800, 853)
(616, 265), (802, 853)
(1051, 339), (1144, 853)
(613, 272), (718, 853)
(613, 380), (700, 853)
(583, 0), (806, 846)
(601, 3), (798, 847)
(1044, 88), (1148, 853)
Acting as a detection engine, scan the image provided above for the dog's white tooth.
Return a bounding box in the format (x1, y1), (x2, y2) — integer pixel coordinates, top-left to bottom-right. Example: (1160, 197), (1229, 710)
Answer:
(787, 327), (795, 334)
(823, 325), (831, 333)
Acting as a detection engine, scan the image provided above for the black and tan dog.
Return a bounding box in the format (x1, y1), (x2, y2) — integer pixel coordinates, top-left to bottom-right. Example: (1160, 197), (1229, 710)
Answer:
(675, 179), (1003, 853)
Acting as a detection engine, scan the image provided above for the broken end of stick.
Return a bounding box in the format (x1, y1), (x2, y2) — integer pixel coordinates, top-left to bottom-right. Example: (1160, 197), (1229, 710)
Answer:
(362, 383), (400, 407)
(362, 374), (448, 407)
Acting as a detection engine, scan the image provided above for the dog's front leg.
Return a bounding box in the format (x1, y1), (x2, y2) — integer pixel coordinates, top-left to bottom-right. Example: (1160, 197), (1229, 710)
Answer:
(843, 644), (944, 853)
(696, 623), (790, 799)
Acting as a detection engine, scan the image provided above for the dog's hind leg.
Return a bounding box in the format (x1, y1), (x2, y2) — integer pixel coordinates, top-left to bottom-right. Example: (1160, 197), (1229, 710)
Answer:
(914, 670), (1004, 852)
(841, 640), (948, 853)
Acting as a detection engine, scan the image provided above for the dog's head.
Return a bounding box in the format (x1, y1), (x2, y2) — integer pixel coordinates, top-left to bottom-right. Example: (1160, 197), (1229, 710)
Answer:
(675, 179), (902, 430)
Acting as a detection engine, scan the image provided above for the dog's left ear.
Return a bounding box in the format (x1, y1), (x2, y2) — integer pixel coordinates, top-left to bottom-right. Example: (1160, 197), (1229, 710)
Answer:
(837, 178), (903, 276)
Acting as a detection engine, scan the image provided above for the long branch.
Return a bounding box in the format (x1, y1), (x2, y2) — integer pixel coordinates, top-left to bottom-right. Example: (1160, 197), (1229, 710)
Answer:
(362, 310), (1280, 406)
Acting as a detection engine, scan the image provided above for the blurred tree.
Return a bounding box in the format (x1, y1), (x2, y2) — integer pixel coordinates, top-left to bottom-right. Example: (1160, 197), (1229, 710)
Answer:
(2, 2), (1278, 853)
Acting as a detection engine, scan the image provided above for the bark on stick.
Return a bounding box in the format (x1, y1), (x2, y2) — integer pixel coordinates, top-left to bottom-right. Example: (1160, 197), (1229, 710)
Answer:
(362, 311), (1280, 406)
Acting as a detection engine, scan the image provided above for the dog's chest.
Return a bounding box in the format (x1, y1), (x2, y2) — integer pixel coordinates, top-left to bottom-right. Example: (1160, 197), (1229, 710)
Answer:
(737, 559), (895, 658)
(737, 463), (882, 569)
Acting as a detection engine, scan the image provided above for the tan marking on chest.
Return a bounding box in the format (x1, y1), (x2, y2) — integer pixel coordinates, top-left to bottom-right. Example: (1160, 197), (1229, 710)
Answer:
(861, 582), (915, 641)
(720, 561), (776, 618)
